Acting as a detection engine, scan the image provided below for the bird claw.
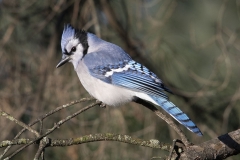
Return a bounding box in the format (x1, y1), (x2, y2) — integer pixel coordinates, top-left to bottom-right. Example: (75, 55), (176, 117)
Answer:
(96, 100), (107, 108)
(100, 103), (107, 108)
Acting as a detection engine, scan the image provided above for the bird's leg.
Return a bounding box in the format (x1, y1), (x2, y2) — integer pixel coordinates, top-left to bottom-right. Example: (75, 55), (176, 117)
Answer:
(96, 100), (107, 108)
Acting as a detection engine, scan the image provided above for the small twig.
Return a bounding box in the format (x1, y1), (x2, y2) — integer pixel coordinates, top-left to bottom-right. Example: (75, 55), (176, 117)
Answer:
(168, 139), (177, 160)
(40, 152), (44, 160)
(0, 109), (40, 137)
(34, 137), (50, 160)
(4, 101), (100, 160)
(0, 139), (31, 148)
(88, 0), (101, 37)
(0, 97), (94, 159)
(39, 120), (43, 135)
(133, 98), (191, 146)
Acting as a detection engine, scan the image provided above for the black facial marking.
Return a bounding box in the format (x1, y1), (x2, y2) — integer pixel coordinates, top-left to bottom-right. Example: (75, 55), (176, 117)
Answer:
(64, 48), (71, 56)
(75, 29), (89, 57)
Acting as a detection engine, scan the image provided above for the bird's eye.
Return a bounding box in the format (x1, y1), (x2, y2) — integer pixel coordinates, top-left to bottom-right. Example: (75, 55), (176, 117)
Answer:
(71, 47), (76, 52)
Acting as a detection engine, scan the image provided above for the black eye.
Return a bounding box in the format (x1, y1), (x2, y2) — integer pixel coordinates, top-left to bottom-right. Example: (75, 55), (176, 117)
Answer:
(71, 47), (76, 52)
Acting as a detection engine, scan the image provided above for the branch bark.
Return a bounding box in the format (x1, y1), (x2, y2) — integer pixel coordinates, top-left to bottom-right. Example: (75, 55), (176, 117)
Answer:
(179, 129), (240, 159)
(1, 98), (240, 159)
(1, 130), (240, 159)
(0, 110), (39, 137)
(0, 97), (96, 160)
(0, 133), (171, 151)
(4, 101), (100, 160)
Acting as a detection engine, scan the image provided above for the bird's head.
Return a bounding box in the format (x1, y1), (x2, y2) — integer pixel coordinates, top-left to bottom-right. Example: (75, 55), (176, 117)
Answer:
(56, 24), (89, 68)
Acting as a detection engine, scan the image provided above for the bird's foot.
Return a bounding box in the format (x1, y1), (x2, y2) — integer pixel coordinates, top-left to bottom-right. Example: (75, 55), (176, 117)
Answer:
(96, 100), (107, 108)
(100, 103), (107, 108)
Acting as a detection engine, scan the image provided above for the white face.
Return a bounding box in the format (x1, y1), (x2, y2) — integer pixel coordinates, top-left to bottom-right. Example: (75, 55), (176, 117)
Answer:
(65, 38), (84, 68)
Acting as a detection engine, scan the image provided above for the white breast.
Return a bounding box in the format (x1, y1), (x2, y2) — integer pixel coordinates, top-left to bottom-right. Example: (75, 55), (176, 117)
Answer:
(74, 61), (135, 106)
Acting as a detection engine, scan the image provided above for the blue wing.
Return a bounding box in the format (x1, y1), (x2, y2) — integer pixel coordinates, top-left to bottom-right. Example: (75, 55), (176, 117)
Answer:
(111, 70), (169, 99)
(88, 60), (202, 136)
(88, 59), (171, 98)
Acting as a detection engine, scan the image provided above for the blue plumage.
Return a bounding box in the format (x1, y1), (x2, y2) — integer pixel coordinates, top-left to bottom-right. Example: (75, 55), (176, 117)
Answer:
(61, 24), (75, 52)
(57, 24), (203, 136)
(149, 95), (202, 136)
(112, 70), (168, 99)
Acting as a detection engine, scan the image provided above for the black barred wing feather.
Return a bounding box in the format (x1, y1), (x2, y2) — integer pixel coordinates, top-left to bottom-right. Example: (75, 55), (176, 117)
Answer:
(111, 70), (169, 99)
(89, 60), (170, 99)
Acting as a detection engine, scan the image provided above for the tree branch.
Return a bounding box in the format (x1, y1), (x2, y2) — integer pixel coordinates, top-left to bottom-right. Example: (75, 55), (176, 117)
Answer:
(2, 100), (99, 160)
(0, 110), (39, 137)
(1, 97), (240, 159)
(0, 97), (95, 159)
(0, 133), (171, 151)
(34, 137), (49, 160)
(50, 133), (170, 150)
(1, 129), (240, 159)
(179, 129), (240, 159)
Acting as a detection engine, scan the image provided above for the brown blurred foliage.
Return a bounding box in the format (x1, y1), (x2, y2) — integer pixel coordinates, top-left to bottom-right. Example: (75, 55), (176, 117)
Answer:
(0, 0), (240, 159)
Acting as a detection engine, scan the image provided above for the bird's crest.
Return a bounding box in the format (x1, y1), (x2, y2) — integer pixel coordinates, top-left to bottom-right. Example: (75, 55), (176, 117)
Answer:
(61, 24), (87, 53)
(61, 24), (76, 52)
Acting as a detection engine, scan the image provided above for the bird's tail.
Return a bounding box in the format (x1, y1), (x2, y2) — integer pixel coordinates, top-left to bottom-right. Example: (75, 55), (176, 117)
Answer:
(149, 95), (202, 136)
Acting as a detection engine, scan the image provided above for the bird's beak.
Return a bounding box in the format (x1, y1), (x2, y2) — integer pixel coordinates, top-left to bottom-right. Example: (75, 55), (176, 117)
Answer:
(56, 55), (70, 68)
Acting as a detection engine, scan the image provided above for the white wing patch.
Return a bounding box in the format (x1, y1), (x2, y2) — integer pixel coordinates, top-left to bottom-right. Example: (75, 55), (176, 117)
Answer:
(105, 64), (130, 77)
(103, 61), (161, 84)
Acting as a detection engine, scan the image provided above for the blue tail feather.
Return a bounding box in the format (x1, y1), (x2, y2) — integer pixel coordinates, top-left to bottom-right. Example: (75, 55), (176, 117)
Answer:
(149, 95), (202, 136)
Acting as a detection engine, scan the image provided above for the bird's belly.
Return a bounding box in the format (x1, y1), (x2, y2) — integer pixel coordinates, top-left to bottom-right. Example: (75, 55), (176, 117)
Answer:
(76, 64), (134, 106)
(83, 78), (134, 106)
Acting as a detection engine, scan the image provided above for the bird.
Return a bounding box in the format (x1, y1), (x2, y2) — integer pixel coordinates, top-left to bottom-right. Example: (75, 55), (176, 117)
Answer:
(56, 24), (202, 136)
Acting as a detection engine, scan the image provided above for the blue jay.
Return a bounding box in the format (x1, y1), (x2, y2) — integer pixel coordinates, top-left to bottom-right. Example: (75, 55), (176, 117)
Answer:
(56, 24), (202, 136)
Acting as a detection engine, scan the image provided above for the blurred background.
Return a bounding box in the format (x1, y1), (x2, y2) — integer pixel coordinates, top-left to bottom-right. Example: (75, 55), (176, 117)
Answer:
(0, 0), (240, 159)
